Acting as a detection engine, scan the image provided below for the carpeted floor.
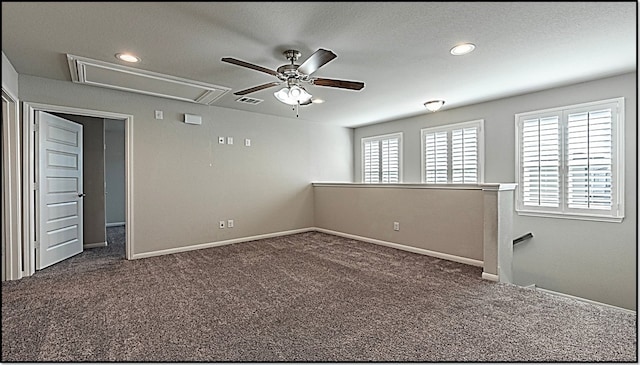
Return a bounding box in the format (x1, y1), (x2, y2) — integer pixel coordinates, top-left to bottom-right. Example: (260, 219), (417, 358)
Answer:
(1, 227), (637, 362)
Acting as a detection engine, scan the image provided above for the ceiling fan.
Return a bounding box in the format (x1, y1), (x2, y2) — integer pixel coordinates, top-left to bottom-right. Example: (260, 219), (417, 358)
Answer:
(221, 48), (364, 107)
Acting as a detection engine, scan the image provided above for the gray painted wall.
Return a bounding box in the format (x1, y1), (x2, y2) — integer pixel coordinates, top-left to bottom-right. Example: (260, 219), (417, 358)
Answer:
(105, 119), (125, 225)
(1, 51), (18, 95)
(353, 72), (637, 310)
(19, 75), (353, 256)
(52, 113), (106, 247)
(314, 185), (485, 261)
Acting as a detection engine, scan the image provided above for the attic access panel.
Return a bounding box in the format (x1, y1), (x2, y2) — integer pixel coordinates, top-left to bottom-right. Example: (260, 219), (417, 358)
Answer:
(67, 54), (231, 105)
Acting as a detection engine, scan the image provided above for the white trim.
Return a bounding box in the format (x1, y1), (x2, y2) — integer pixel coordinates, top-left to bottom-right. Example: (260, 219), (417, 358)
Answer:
(2, 88), (22, 280)
(516, 210), (623, 223)
(131, 228), (316, 260)
(312, 182), (516, 191)
(22, 102), (134, 276)
(314, 228), (484, 267)
(84, 242), (108, 249)
(106, 222), (126, 227)
(67, 54), (231, 105)
(132, 227), (484, 270)
(533, 286), (636, 314)
(481, 272), (499, 281)
(125, 113), (134, 260)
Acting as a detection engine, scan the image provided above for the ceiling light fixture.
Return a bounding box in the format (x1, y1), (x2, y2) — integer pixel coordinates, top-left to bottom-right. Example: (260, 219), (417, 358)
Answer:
(274, 84), (312, 106)
(424, 100), (445, 112)
(115, 53), (141, 63)
(311, 98), (324, 104)
(450, 43), (476, 56)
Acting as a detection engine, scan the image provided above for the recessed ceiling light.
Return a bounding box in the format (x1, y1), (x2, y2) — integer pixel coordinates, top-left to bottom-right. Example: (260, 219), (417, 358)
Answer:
(115, 53), (141, 63)
(450, 43), (476, 56)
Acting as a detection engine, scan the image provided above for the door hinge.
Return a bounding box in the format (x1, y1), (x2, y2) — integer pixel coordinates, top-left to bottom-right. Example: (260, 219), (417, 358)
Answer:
(33, 122), (39, 132)
(33, 182), (39, 191)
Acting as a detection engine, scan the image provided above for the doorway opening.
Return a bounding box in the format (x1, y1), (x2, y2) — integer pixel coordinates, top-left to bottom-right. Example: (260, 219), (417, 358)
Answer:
(46, 113), (127, 265)
(22, 102), (134, 277)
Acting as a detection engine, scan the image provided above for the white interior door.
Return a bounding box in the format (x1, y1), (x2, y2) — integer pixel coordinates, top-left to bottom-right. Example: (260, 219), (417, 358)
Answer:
(37, 111), (83, 269)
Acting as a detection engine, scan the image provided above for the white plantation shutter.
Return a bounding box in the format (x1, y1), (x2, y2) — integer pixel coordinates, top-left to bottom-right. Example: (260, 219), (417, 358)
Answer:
(424, 131), (448, 183)
(381, 138), (400, 182)
(515, 98), (623, 221)
(452, 127), (479, 183)
(362, 133), (402, 183)
(520, 116), (560, 207)
(363, 139), (380, 183)
(422, 120), (484, 184)
(566, 108), (613, 210)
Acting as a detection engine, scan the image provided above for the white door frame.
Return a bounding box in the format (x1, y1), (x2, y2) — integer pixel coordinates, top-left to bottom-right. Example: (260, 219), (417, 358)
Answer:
(22, 102), (134, 276)
(2, 88), (22, 280)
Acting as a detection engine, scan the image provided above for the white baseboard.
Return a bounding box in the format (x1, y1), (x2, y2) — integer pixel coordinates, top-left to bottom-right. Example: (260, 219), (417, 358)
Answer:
(131, 228), (316, 260)
(533, 286), (636, 314)
(481, 272), (499, 281)
(314, 228), (484, 268)
(106, 222), (125, 227)
(131, 227), (484, 279)
(84, 241), (107, 249)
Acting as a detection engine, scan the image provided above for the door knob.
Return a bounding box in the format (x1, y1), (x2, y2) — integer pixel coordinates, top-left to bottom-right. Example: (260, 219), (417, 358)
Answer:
(78, 193), (86, 197)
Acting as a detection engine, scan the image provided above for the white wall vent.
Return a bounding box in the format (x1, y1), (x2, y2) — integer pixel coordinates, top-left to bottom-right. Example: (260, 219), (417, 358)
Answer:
(235, 96), (263, 105)
(67, 54), (231, 105)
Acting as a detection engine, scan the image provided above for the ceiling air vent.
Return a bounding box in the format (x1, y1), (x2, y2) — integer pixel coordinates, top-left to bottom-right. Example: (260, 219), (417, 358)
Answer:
(67, 54), (231, 105)
(235, 96), (263, 105)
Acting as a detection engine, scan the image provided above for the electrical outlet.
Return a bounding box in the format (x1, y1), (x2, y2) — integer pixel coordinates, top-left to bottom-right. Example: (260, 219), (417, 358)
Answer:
(393, 222), (400, 231)
(219, 220), (225, 229)
(227, 219), (234, 228)
(218, 137), (225, 144)
(154, 110), (163, 120)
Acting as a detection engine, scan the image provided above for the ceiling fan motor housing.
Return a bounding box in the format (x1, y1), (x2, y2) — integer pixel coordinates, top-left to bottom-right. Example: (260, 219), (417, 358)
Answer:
(283, 50), (302, 62)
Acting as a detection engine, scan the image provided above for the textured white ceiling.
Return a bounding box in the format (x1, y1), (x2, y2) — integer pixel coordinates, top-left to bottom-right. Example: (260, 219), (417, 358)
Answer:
(2, 2), (637, 127)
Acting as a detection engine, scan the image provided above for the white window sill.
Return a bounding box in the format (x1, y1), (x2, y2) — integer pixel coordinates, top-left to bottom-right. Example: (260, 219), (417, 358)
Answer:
(516, 210), (624, 223)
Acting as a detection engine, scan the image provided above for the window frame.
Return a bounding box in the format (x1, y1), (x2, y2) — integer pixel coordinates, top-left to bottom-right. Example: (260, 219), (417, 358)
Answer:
(514, 97), (625, 223)
(420, 119), (485, 184)
(361, 132), (403, 183)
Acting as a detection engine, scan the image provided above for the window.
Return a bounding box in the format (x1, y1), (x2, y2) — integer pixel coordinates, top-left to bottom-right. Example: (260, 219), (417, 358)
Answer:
(421, 120), (484, 183)
(515, 98), (624, 222)
(362, 133), (402, 183)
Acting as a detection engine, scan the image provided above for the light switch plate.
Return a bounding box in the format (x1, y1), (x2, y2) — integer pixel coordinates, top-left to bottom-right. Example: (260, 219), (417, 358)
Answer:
(227, 137), (233, 145)
(154, 110), (163, 119)
(245, 139), (251, 147)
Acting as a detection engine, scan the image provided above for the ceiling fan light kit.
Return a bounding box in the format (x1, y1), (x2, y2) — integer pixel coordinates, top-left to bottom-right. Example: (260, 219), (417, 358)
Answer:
(274, 85), (312, 105)
(424, 100), (445, 112)
(221, 48), (365, 112)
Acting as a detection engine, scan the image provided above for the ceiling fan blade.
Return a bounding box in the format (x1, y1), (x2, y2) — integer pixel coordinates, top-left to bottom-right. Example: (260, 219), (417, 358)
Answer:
(297, 49), (337, 76)
(312, 78), (365, 91)
(299, 99), (313, 106)
(221, 57), (278, 76)
(233, 82), (281, 95)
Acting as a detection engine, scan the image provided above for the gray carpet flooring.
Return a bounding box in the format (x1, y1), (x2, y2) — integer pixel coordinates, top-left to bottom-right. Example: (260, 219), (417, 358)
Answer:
(2, 227), (637, 362)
